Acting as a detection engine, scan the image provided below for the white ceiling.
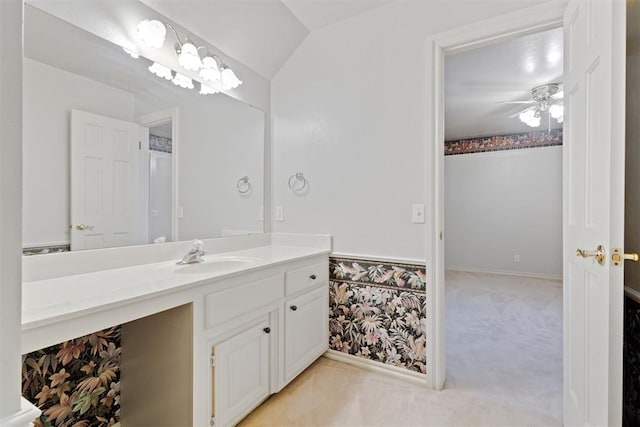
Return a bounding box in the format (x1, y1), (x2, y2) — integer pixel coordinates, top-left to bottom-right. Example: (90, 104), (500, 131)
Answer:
(281, 0), (392, 31)
(140, 0), (393, 79)
(445, 27), (564, 141)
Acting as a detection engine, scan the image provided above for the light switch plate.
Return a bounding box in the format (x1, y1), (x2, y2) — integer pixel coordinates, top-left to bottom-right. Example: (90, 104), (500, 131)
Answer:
(275, 206), (284, 222)
(412, 204), (425, 224)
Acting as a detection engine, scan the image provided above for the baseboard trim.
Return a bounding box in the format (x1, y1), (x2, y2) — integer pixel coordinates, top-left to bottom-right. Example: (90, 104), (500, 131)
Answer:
(323, 350), (428, 386)
(445, 266), (562, 281)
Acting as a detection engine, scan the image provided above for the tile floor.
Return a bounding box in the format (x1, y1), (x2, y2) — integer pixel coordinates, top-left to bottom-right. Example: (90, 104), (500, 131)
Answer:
(240, 270), (563, 426)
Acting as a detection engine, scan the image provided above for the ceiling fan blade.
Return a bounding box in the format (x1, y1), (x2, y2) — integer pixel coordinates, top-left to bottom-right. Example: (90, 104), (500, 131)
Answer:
(496, 100), (535, 104)
(508, 105), (536, 118)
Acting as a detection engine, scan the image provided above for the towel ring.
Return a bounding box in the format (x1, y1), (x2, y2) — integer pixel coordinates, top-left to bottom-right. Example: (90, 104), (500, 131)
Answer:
(237, 176), (251, 194)
(288, 172), (307, 192)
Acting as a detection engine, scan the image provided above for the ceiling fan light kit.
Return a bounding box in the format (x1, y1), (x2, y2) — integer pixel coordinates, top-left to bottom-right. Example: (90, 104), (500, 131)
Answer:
(505, 83), (564, 128)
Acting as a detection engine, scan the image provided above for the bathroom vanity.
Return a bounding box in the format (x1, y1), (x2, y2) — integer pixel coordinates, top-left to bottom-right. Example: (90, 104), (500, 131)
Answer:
(21, 233), (331, 426)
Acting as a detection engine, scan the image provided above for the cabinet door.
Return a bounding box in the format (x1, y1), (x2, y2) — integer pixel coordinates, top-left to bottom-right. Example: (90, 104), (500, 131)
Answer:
(214, 318), (270, 427)
(284, 286), (329, 384)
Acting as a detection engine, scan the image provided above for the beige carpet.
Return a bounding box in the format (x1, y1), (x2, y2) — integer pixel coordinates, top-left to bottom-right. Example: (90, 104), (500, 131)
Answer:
(240, 270), (563, 426)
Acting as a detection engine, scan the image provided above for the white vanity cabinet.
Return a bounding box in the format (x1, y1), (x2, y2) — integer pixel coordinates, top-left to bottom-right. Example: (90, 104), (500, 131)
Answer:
(284, 286), (329, 384)
(22, 235), (332, 427)
(212, 316), (271, 427)
(283, 262), (329, 385)
(201, 256), (329, 427)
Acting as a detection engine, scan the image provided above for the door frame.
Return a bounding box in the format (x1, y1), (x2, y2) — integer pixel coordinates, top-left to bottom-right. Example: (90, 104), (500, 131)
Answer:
(137, 108), (179, 243)
(425, 2), (567, 390)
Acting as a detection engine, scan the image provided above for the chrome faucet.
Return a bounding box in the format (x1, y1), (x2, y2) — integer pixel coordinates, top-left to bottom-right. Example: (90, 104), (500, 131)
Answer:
(177, 239), (205, 265)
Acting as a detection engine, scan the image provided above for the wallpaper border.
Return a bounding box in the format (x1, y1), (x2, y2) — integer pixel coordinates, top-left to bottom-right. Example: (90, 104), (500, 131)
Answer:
(445, 128), (563, 156)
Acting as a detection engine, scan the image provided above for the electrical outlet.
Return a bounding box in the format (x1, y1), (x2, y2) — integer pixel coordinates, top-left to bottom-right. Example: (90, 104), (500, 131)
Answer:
(275, 206), (284, 222)
(513, 254), (521, 263)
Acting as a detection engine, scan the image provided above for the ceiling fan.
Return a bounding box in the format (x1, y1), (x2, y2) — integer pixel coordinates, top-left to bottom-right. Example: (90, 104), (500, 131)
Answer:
(500, 83), (564, 128)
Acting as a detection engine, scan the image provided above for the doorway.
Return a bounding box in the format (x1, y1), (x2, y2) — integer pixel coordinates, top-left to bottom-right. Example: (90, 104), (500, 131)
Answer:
(428, 2), (627, 425)
(442, 27), (564, 422)
(148, 121), (173, 244)
(137, 108), (179, 244)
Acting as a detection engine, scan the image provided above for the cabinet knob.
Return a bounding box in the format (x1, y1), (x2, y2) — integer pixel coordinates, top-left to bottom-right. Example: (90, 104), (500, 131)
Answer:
(290, 305), (298, 311)
(309, 274), (317, 280)
(263, 327), (271, 334)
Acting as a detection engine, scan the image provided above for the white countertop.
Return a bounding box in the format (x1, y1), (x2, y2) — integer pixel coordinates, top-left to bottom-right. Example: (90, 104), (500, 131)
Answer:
(22, 244), (329, 332)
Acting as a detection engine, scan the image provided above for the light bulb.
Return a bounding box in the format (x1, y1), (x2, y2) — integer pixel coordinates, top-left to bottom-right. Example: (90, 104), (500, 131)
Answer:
(221, 67), (242, 90)
(178, 41), (202, 71)
(519, 109), (541, 127)
(200, 56), (221, 82)
(528, 116), (541, 127)
(172, 73), (194, 89)
(148, 62), (173, 80)
(549, 104), (563, 119)
(199, 82), (220, 95)
(137, 19), (166, 48)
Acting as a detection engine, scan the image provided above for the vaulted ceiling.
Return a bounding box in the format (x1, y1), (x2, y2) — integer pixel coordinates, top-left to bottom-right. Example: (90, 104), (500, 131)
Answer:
(140, 0), (392, 79)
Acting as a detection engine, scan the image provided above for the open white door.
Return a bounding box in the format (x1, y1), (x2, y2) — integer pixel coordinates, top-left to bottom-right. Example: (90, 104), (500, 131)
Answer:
(70, 109), (141, 250)
(563, 0), (626, 425)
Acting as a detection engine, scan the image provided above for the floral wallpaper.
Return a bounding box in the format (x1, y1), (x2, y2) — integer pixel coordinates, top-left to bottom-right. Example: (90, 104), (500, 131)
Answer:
(624, 294), (640, 426)
(329, 257), (427, 374)
(149, 134), (172, 153)
(22, 326), (121, 427)
(23, 244), (70, 256)
(445, 128), (563, 155)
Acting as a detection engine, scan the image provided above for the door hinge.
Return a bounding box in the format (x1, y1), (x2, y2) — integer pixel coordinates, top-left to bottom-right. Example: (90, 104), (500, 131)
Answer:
(210, 416), (215, 426)
(138, 140), (141, 150)
(210, 355), (215, 367)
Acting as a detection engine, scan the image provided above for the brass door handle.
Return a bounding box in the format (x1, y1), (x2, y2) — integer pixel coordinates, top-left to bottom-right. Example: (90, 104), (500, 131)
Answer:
(576, 245), (606, 265)
(612, 248), (639, 265)
(72, 224), (94, 231)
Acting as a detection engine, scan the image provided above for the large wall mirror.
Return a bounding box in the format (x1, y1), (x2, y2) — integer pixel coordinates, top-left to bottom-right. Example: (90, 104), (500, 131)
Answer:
(22, 4), (265, 253)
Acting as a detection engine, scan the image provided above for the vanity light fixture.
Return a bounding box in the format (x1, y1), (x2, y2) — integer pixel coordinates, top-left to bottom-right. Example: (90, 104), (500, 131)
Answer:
(148, 62), (173, 80)
(177, 40), (203, 71)
(200, 55), (221, 82)
(137, 19), (167, 48)
(149, 62), (173, 80)
(221, 65), (242, 90)
(172, 72), (194, 89)
(199, 82), (220, 95)
(137, 18), (242, 91)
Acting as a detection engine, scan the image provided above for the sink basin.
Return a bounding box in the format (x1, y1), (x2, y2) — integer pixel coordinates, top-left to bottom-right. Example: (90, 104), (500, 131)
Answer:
(175, 256), (260, 274)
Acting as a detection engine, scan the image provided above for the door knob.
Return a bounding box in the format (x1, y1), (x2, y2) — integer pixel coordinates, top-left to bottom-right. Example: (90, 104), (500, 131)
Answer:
(309, 274), (317, 280)
(612, 248), (639, 266)
(72, 224), (94, 231)
(576, 245), (606, 265)
(263, 327), (271, 334)
(290, 305), (298, 311)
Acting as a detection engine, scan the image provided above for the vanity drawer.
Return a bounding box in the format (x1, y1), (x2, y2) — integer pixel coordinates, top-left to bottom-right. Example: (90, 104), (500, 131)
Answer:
(285, 262), (328, 296)
(205, 274), (284, 329)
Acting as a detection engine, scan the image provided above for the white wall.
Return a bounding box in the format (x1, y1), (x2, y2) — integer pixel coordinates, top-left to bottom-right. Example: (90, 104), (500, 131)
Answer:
(136, 90), (265, 241)
(271, 0), (542, 261)
(444, 146), (563, 277)
(23, 59), (135, 247)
